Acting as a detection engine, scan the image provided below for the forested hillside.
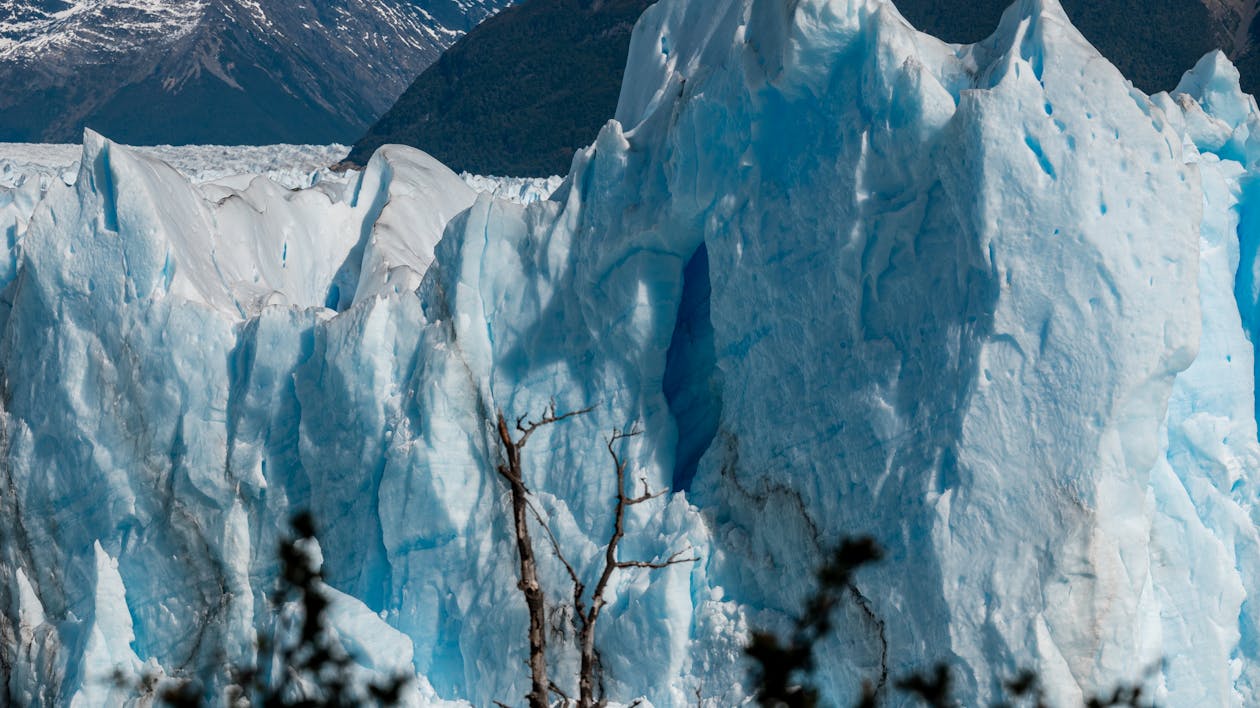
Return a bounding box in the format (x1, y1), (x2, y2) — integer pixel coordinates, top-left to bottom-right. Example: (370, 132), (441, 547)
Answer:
(346, 0), (652, 175)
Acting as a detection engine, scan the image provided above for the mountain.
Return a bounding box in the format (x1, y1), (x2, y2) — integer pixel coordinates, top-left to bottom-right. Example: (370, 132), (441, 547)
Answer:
(350, 0), (1260, 177)
(0, 0), (514, 145)
(5, 0), (1260, 705)
(345, 0), (654, 175)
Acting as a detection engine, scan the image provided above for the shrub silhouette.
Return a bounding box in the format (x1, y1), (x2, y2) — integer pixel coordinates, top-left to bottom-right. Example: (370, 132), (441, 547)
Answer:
(105, 509), (1157, 706)
(747, 538), (1157, 708)
(116, 513), (407, 707)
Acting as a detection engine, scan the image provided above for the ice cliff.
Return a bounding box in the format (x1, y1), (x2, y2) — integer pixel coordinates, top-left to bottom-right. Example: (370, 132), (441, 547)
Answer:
(3, 0), (1260, 705)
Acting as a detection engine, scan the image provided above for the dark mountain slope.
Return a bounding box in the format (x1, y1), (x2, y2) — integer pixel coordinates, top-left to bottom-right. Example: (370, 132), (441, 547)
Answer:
(346, 0), (654, 176)
(0, 0), (513, 145)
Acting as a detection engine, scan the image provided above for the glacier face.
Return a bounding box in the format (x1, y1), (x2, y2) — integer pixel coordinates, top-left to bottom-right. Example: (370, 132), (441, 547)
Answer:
(3, 0), (1260, 706)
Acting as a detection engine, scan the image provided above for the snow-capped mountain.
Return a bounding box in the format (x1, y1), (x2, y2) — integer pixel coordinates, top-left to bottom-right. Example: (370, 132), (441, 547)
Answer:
(5, 0), (1260, 705)
(0, 0), (513, 144)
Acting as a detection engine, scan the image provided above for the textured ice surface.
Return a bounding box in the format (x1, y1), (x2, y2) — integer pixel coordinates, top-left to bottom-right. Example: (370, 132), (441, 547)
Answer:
(0, 142), (353, 190)
(2, 0), (1260, 706)
(1, 143), (562, 204)
(458, 173), (564, 204)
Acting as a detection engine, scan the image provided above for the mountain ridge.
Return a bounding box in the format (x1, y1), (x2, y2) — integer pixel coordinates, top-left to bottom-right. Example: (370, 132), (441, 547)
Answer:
(0, 0), (514, 145)
(348, 0), (1260, 176)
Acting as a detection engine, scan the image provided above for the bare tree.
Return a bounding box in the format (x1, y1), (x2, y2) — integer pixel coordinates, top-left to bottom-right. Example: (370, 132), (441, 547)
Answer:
(565, 427), (697, 706)
(494, 403), (697, 708)
(495, 402), (592, 708)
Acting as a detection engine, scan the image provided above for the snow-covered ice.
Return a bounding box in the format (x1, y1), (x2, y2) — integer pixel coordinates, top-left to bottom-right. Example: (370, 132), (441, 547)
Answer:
(3, 0), (1260, 706)
(458, 173), (564, 205)
(0, 142), (353, 190)
(1, 142), (562, 201)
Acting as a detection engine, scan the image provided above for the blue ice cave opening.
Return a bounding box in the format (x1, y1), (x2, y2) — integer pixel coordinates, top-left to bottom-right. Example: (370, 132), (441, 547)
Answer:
(324, 284), (341, 311)
(663, 243), (723, 492)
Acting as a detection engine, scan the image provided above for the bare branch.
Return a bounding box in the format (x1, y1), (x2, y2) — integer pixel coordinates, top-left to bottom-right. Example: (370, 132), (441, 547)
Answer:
(615, 548), (700, 570)
(494, 414), (524, 486)
(549, 680), (571, 702)
(611, 427), (642, 439)
(606, 426), (643, 448)
(494, 409), (554, 708)
(668, 548), (700, 564)
(515, 400), (596, 448)
(497, 411), (690, 708)
(495, 462), (519, 485)
(527, 499), (581, 590)
(627, 479), (668, 505)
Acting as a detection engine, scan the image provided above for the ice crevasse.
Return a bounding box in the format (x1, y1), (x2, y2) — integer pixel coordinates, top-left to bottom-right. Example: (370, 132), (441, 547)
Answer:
(3, 0), (1260, 705)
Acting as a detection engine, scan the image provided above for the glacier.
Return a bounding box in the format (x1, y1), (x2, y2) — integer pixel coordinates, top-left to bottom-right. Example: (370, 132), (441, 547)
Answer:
(3, 0), (1260, 705)
(0, 143), (355, 191)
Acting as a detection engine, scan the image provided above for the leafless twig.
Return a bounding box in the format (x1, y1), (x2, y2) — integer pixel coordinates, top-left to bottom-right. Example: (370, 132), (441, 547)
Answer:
(495, 402), (593, 708)
(495, 409), (695, 708)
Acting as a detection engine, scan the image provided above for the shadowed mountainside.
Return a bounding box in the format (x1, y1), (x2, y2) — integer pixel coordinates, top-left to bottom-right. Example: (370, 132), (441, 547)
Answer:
(345, 0), (653, 176)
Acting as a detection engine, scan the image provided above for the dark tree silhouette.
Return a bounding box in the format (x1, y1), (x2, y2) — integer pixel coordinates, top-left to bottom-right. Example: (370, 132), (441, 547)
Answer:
(114, 513), (408, 707)
(747, 538), (1159, 708)
(744, 538), (882, 708)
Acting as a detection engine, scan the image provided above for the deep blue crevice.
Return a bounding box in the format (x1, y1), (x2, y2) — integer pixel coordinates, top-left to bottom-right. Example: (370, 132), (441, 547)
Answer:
(663, 243), (723, 492)
(93, 142), (120, 233)
(1024, 135), (1056, 180)
(323, 284), (341, 311)
(1237, 174), (1260, 438)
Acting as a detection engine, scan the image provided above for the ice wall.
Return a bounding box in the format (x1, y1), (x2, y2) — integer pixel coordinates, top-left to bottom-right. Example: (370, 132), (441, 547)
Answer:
(2, 0), (1260, 706)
